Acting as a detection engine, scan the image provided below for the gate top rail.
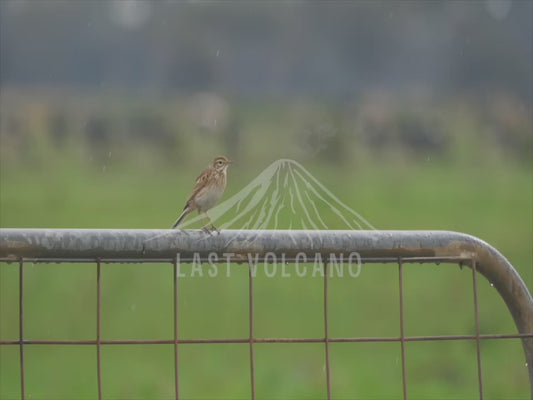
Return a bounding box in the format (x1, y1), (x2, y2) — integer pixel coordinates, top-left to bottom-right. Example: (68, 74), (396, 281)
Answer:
(1, 228), (532, 388)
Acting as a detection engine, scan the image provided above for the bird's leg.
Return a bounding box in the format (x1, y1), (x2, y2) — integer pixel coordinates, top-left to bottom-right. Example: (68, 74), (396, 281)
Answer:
(205, 211), (220, 234)
(199, 213), (213, 234)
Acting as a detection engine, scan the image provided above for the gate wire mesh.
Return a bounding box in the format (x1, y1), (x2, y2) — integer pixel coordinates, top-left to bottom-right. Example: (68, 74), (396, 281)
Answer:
(1, 255), (532, 400)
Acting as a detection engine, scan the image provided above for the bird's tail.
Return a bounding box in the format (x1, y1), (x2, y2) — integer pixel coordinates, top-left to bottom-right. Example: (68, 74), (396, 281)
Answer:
(171, 206), (190, 229)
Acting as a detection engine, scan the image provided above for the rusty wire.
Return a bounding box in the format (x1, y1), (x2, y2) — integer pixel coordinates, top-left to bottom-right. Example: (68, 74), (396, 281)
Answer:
(323, 261), (332, 400)
(248, 260), (256, 400)
(96, 259), (102, 400)
(398, 257), (408, 399)
(173, 255), (180, 400)
(2, 255), (532, 400)
(18, 260), (25, 400)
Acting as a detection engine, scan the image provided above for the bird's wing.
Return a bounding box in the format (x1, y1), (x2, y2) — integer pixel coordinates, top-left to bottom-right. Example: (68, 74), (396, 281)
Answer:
(186, 168), (211, 203)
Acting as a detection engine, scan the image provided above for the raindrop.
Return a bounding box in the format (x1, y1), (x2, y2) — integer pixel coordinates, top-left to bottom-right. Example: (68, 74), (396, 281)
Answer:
(130, 304), (136, 311)
(526, 362), (528, 367)
(108, 151), (112, 159)
(102, 165), (107, 172)
(216, 49), (220, 57)
(214, 119), (217, 127)
(490, 283), (494, 287)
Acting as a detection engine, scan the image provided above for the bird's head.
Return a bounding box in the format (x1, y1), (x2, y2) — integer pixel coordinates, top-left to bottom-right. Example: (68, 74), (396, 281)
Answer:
(212, 156), (232, 172)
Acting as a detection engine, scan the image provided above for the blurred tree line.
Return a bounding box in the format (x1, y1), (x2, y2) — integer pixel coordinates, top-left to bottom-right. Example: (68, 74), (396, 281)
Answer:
(1, 89), (530, 169)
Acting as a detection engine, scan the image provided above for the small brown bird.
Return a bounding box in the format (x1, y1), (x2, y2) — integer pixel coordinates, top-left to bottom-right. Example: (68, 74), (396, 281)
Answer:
(171, 156), (232, 231)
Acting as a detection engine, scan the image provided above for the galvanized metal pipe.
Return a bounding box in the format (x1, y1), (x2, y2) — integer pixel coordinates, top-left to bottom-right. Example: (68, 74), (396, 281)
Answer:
(1, 228), (532, 392)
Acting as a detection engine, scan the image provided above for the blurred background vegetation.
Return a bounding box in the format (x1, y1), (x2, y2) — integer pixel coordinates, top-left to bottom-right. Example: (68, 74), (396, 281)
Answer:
(0, 1), (532, 399)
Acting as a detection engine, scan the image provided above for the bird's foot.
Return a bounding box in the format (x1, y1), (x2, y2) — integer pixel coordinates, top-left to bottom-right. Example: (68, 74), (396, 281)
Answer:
(201, 225), (220, 235)
(201, 226), (213, 235)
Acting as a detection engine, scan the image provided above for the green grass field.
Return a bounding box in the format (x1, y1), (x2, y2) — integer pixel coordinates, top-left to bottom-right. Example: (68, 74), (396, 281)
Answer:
(1, 142), (532, 399)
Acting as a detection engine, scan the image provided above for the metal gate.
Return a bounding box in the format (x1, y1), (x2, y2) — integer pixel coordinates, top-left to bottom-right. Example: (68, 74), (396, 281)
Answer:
(1, 229), (532, 399)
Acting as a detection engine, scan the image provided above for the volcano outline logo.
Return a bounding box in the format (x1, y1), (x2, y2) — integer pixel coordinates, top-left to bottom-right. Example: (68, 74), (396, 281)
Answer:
(142, 159), (371, 276)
